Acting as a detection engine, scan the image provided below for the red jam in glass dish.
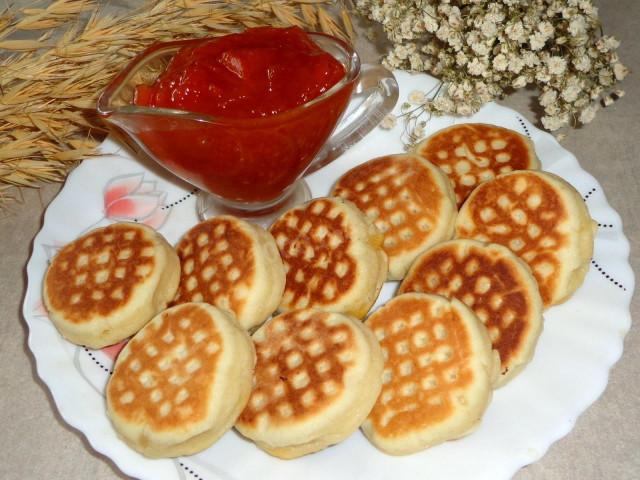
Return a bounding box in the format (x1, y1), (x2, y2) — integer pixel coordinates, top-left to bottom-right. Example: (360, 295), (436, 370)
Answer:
(134, 26), (345, 119)
(121, 26), (355, 204)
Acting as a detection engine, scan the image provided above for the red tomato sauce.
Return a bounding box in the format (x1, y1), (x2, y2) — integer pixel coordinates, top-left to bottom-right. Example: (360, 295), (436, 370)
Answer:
(134, 26), (345, 119)
(126, 27), (355, 203)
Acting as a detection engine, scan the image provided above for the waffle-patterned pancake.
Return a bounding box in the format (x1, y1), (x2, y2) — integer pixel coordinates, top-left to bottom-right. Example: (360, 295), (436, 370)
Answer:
(171, 216), (285, 331)
(43, 222), (180, 349)
(361, 293), (498, 455)
(107, 303), (256, 458)
(455, 170), (597, 308)
(269, 197), (388, 319)
(399, 239), (543, 388)
(414, 123), (541, 208)
(331, 154), (457, 280)
(235, 308), (383, 458)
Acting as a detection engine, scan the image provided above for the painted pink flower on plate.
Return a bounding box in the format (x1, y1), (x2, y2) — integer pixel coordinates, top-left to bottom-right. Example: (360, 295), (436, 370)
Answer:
(32, 299), (49, 317)
(101, 339), (128, 361)
(103, 173), (171, 228)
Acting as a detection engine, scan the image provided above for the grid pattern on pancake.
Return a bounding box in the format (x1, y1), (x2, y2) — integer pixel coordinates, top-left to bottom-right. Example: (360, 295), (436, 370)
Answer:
(45, 224), (156, 323)
(332, 155), (445, 257)
(238, 309), (356, 428)
(172, 218), (256, 313)
(399, 242), (534, 370)
(269, 199), (356, 309)
(416, 124), (538, 207)
(456, 172), (568, 307)
(108, 304), (223, 430)
(366, 297), (473, 435)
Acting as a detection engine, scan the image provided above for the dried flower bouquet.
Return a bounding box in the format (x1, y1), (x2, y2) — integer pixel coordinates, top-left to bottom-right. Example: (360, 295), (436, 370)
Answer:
(355, 0), (629, 140)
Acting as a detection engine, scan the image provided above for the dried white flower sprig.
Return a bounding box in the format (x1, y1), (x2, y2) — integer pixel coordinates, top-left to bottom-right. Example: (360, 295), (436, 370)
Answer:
(381, 82), (447, 150)
(355, 0), (629, 137)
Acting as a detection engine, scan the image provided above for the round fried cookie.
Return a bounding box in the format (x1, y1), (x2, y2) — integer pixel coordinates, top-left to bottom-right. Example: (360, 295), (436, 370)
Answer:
(399, 239), (543, 388)
(235, 308), (384, 458)
(106, 303), (256, 458)
(269, 197), (388, 319)
(362, 293), (498, 455)
(331, 154), (457, 280)
(455, 170), (597, 308)
(414, 123), (540, 207)
(43, 222), (180, 349)
(171, 216), (285, 331)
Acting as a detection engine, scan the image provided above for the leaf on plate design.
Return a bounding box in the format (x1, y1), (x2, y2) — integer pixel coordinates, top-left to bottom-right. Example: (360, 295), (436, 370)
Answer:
(42, 242), (66, 262)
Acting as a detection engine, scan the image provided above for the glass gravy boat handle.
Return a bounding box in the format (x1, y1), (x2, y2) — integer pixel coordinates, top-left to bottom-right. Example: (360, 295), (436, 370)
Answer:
(303, 63), (399, 176)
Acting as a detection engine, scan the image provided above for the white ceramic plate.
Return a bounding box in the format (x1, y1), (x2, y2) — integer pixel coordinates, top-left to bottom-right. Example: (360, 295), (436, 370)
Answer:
(24, 71), (633, 480)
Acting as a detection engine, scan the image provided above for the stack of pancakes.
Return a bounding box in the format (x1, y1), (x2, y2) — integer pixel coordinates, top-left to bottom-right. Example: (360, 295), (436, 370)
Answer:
(398, 239), (543, 388)
(42, 121), (596, 460)
(454, 169), (597, 308)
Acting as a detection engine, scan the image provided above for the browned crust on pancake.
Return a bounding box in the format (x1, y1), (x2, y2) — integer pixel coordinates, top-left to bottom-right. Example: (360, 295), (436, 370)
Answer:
(331, 154), (457, 280)
(270, 199), (355, 309)
(171, 217), (256, 312)
(237, 309), (355, 428)
(269, 197), (387, 317)
(362, 293), (496, 455)
(107, 303), (223, 430)
(106, 302), (256, 458)
(44, 223), (158, 323)
(414, 123), (540, 207)
(236, 307), (384, 458)
(366, 295), (475, 435)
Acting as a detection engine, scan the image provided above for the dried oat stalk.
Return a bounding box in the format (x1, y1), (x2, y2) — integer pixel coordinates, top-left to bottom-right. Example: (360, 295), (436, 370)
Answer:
(0, 0), (351, 206)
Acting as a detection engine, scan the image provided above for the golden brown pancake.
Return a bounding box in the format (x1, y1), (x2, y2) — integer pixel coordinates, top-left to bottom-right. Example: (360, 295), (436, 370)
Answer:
(399, 239), (543, 387)
(235, 308), (384, 458)
(414, 123), (540, 207)
(171, 216), (285, 331)
(106, 302), (255, 458)
(331, 153), (457, 280)
(455, 170), (597, 308)
(269, 197), (388, 319)
(43, 222), (180, 349)
(362, 293), (498, 455)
